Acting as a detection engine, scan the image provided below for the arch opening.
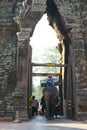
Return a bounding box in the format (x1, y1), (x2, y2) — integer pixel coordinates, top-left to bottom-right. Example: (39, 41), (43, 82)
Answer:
(15, 0), (74, 120)
(30, 12), (62, 116)
(28, 0), (72, 119)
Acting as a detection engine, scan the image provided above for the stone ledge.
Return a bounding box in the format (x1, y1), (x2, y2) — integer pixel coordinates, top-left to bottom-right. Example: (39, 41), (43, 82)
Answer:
(0, 116), (14, 121)
(77, 112), (87, 120)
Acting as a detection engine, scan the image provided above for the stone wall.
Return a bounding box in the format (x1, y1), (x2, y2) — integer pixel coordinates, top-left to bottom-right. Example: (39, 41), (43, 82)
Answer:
(54, 0), (87, 120)
(0, 0), (87, 121)
(0, 0), (18, 120)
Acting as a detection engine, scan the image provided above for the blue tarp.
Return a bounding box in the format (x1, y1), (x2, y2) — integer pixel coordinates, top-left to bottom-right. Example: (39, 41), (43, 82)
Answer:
(47, 81), (54, 88)
(40, 78), (61, 87)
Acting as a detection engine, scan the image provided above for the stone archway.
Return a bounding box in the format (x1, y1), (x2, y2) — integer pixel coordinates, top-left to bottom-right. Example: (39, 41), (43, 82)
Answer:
(15, 0), (87, 121)
(0, 0), (87, 121)
(15, 0), (74, 120)
(13, 0), (47, 120)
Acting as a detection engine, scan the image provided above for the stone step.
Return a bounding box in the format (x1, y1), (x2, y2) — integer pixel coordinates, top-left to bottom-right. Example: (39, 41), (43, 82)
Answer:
(0, 110), (5, 117)
(0, 111), (15, 121)
(5, 111), (15, 117)
(0, 116), (13, 121)
(78, 112), (87, 120)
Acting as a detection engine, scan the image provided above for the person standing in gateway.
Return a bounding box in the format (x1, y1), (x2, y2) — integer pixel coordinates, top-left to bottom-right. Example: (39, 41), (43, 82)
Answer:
(32, 96), (39, 116)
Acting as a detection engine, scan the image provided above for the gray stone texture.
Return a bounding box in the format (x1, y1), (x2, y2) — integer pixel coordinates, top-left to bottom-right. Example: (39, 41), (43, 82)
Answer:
(0, 0), (87, 121)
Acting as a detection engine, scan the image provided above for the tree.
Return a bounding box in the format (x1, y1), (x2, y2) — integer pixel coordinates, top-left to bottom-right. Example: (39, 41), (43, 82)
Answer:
(32, 46), (61, 100)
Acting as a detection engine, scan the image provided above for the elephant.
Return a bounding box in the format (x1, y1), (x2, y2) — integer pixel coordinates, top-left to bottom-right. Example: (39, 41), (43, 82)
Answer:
(43, 76), (58, 119)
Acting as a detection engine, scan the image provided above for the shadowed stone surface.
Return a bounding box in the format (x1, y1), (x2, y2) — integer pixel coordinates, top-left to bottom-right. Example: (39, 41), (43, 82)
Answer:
(0, 0), (87, 121)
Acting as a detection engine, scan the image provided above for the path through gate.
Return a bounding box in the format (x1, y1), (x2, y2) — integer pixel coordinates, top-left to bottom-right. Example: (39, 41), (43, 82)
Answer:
(28, 61), (68, 118)
(16, 39), (73, 119)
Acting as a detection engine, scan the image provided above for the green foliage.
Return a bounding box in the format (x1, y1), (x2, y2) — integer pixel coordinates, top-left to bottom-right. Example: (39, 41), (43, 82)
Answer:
(32, 82), (43, 101)
(42, 46), (60, 63)
(32, 46), (61, 101)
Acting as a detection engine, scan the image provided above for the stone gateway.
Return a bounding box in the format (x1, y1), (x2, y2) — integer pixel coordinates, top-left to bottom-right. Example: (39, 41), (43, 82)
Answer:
(0, 0), (87, 121)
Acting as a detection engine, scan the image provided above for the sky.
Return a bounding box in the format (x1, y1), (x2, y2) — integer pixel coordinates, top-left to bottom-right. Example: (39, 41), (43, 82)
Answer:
(30, 13), (60, 53)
